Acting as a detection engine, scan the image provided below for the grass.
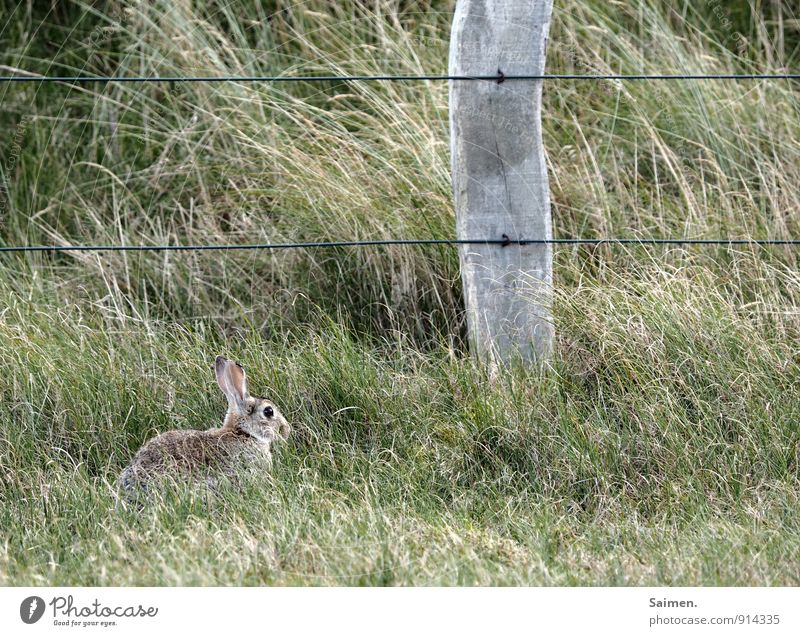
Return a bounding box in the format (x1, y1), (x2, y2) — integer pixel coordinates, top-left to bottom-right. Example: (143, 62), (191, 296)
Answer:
(0, 0), (799, 585)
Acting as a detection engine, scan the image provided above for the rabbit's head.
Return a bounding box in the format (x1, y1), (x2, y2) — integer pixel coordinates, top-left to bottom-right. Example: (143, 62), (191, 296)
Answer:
(214, 355), (291, 443)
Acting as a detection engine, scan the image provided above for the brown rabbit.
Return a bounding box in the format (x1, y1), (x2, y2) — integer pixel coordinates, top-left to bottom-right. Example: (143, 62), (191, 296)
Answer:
(117, 356), (290, 503)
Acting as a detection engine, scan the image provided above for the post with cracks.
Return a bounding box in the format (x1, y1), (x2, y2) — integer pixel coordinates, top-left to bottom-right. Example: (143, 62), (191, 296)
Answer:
(449, 0), (555, 369)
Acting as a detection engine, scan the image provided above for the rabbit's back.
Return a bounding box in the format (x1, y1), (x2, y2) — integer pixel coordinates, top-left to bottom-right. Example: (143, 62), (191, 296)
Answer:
(118, 427), (270, 497)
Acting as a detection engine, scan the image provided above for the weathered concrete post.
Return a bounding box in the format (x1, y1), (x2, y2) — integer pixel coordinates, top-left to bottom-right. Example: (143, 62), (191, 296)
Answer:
(449, 0), (554, 369)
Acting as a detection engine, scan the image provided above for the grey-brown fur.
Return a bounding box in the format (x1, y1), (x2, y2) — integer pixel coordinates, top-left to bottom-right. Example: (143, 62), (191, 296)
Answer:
(117, 356), (290, 503)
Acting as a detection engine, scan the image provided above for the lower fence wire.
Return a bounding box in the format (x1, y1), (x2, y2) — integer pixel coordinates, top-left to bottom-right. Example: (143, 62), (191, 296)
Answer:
(1, 238), (800, 253)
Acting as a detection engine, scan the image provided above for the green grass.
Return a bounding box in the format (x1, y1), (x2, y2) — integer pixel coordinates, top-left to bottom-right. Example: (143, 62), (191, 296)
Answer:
(0, 0), (799, 585)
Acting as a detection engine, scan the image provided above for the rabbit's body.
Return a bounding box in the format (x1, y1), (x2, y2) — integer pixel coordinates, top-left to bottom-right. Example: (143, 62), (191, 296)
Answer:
(118, 425), (270, 492)
(117, 356), (290, 503)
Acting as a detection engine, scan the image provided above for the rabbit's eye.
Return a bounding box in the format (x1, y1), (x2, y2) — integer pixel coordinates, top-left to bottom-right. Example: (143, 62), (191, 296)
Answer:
(263, 406), (274, 418)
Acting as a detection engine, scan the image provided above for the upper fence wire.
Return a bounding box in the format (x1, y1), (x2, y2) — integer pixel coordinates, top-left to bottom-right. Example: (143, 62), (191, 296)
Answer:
(2, 72), (800, 82)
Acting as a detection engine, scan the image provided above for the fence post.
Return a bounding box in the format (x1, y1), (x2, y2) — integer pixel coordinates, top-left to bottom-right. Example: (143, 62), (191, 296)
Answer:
(449, 0), (555, 369)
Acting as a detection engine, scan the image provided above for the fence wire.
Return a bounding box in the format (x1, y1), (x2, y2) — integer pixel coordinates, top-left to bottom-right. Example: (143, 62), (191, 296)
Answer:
(2, 72), (800, 83)
(2, 238), (800, 254)
(2, 70), (798, 253)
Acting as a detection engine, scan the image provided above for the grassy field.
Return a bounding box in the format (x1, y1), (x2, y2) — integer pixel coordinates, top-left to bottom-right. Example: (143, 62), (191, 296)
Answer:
(0, 0), (799, 585)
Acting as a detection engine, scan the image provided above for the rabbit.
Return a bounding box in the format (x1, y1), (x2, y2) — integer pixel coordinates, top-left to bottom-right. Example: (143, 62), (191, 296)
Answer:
(117, 355), (290, 504)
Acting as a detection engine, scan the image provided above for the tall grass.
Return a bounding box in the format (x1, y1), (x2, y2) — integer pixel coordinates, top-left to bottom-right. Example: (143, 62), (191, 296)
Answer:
(0, 0), (799, 584)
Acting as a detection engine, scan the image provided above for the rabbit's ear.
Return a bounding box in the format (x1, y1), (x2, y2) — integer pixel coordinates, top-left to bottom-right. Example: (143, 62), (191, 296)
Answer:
(215, 356), (249, 413)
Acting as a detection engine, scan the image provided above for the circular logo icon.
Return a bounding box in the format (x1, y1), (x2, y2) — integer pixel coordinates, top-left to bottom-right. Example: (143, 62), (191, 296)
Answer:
(20, 596), (46, 624)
